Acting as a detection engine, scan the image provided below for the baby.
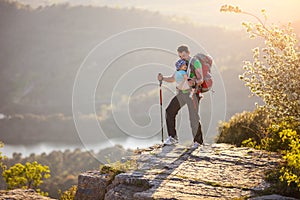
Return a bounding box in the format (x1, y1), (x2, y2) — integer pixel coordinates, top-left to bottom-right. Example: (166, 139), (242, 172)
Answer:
(175, 59), (195, 98)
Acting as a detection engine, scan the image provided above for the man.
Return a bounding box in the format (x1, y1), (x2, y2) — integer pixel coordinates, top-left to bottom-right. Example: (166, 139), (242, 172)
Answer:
(157, 45), (204, 148)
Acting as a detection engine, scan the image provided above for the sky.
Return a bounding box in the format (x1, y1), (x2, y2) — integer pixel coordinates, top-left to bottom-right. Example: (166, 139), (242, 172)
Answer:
(17, 0), (300, 29)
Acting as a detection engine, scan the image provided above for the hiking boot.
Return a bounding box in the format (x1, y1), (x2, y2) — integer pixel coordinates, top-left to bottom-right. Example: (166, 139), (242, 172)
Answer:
(164, 136), (178, 145)
(192, 141), (202, 149)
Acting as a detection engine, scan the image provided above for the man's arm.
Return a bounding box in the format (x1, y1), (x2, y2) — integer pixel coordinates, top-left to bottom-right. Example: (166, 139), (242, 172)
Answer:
(158, 73), (175, 83)
(183, 73), (188, 81)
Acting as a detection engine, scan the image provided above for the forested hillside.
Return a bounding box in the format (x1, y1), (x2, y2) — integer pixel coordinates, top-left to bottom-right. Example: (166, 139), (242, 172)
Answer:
(0, 1), (299, 145)
(0, 144), (132, 198)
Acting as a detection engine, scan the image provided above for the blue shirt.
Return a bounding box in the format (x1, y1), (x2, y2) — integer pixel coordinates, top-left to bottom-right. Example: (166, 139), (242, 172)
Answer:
(175, 70), (187, 84)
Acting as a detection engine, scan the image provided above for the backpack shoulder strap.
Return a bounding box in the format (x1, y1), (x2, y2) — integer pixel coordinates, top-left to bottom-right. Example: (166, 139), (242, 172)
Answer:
(187, 56), (196, 78)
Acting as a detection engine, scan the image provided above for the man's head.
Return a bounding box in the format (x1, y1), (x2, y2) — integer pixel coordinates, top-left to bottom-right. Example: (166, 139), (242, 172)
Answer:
(177, 45), (190, 61)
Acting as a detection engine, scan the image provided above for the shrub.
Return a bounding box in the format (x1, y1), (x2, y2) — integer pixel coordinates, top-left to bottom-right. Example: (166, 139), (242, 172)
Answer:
(262, 117), (300, 152)
(279, 129), (300, 191)
(0, 141), (6, 171)
(216, 108), (269, 146)
(3, 161), (50, 191)
(99, 159), (137, 179)
(265, 167), (300, 197)
(221, 4), (300, 122)
(242, 117), (300, 152)
(59, 185), (77, 200)
(263, 127), (300, 197)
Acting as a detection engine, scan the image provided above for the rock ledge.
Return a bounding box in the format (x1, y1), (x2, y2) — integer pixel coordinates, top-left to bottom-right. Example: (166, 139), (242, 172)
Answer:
(76, 143), (297, 200)
(0, 189), (55, 200)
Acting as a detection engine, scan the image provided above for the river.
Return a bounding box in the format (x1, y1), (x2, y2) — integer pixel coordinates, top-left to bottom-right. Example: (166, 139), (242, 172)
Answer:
(1, 136), (163, 158)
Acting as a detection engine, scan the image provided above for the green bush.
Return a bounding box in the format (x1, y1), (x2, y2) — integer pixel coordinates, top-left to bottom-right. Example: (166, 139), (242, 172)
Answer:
(0, 141), (6, 171)
(59, 185), (77, 200)
(279, 129), (300, 191)
(99, 159), (137, 179)
(241, 117), (300, 152)
(262, 127), (300, 197)
(265, 167), (300, 197)
(262, 117), (300, 152)
(3, 161), (50, 191)
(216, 108), (269, 146)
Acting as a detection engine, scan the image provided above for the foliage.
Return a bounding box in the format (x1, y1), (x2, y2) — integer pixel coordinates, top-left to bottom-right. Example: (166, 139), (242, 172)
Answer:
(1, 145), (132, 198)
(100, 159), (137, 179)
(59, 185), (77, 200)
(220, 5), (300, 195)
(216, 108), (270, 146)
(2, 161), (50, 191)
(262, 127), (300, 197)
(242, 117), (300, 152)
(265, 168), (300, 197)
(241, 138), (257, 149)
(279, 129), (300, 191)
(0, 141), (7, 171)
(263, 118), (300, 152)
(221, 4), (300, 122)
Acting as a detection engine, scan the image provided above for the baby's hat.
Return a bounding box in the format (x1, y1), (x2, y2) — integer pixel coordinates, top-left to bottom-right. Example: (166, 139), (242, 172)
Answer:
(175, 59), (186, 70)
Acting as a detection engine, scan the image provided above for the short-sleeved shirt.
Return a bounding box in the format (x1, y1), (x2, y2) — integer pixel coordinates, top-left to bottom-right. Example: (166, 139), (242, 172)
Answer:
(175, 70), (187, 83)
(175, 70), (190, 91)
(189, 59), (202, 79)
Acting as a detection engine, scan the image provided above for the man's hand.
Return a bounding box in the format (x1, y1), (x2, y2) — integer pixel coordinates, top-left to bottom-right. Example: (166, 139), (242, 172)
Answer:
(188, 79), (195, 87)
(157, 73), (163, 81)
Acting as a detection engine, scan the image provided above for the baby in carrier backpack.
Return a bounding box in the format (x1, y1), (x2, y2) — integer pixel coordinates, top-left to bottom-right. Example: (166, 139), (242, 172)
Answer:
(175, 59), (195, 98)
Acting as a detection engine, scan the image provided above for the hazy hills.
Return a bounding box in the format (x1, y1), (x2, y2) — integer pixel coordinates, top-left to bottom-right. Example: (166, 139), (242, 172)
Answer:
(0, 1), (294, 145)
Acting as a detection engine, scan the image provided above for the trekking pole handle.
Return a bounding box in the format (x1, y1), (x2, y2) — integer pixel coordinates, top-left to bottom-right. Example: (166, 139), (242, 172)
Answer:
(158, 73), (163, 86)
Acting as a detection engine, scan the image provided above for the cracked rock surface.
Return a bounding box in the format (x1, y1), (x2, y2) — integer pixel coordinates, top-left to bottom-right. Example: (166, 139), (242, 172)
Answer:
(77, 143), (298, 200)
(0, 189), (56, 200)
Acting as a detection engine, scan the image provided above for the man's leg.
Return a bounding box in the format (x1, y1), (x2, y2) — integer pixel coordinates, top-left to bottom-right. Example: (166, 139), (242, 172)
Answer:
(165, 93), (185, 139)
(186, 93), (203, 144)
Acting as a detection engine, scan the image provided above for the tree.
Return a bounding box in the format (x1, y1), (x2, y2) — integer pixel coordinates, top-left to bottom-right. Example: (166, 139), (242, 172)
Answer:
(221, 5), (300, 121)
(2, 161), (50, 190)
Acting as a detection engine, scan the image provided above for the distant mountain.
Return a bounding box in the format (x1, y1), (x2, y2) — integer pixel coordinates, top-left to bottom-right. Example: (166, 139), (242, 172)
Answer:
(0, 1), (257, 114)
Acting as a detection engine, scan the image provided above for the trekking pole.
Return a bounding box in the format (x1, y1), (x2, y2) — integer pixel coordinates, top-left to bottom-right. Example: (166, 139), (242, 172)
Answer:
(159, 76), (164, 143)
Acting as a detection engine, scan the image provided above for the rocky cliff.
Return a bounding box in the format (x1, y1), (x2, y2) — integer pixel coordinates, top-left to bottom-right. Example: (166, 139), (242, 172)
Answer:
(0, 189), (56, 200)
(75, 143), (297, 200)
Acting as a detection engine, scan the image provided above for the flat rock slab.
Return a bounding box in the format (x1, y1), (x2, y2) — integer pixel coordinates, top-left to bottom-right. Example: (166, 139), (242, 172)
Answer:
(105, 143), (289, 200)
(0, 189), (56, 200)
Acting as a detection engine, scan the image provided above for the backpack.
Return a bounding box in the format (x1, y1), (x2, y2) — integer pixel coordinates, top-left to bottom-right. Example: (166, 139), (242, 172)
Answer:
(189, 53), (213, 93)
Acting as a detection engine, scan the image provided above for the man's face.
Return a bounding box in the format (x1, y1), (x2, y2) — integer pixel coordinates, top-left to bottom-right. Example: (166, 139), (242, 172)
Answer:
(178, 51), (190, 61)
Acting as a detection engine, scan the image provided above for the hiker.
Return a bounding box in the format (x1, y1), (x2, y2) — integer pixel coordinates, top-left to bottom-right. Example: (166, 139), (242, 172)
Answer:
(157, 45), (204, 148)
